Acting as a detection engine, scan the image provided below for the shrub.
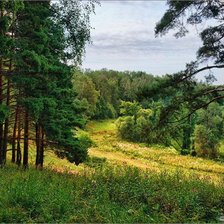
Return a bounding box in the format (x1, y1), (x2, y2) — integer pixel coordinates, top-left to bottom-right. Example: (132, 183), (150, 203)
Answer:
(116, 101), (165, 144)
(193, 103), (224, 158)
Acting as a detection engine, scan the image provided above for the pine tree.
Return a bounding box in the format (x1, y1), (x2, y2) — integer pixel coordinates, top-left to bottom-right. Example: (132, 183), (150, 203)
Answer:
(0, 0), (94, 168)
(0, 0), (23, 166)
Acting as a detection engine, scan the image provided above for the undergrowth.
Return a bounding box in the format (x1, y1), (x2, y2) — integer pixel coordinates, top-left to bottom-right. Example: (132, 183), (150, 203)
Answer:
(0, 164), (224, 223)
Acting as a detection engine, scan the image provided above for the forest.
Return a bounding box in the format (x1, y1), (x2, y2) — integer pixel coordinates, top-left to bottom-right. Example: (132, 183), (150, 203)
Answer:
(73, 69), (224, 159)
(0, 0), (224, 223)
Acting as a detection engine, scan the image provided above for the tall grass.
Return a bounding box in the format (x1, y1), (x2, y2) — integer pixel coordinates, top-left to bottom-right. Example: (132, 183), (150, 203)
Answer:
(0, 164), (224, 223)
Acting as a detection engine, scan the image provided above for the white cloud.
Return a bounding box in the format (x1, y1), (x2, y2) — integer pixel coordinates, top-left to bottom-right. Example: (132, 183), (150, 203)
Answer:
(82, 1), (224, 84)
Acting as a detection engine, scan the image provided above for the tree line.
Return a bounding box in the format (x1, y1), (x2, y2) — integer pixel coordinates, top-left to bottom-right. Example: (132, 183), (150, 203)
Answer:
(73, 69), (155, 119)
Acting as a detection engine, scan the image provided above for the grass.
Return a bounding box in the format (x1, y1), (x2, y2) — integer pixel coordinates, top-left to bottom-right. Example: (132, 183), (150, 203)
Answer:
(0, 164), (224, 223)
(87, 119), (224, 183)
(6, 142), (85, 174)
(1, 119), (224, 222)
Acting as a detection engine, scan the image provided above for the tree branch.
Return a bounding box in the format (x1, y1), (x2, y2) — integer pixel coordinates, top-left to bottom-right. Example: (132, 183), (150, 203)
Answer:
(168, 95), (224, 123)
(178, 64), (224, 84)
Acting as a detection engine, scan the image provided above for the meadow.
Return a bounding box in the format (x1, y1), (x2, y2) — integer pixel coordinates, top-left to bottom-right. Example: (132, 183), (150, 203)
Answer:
(1, 1), (224, 223)
(88, 120), (224, 183)
(1, 120), (224, 223)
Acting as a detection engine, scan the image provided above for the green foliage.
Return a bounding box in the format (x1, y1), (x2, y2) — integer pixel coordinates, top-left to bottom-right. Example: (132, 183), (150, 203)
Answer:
(78, 132), (94, 152)
(53, 0), (95, 64)
(151, 0), (224, 158)
(194, 103), (224, 158)
(73, 71), (99, 118)
(0, 104), (9, 123)
(8, 1), (94, 165)
(73, 69), (155, 120)
(94, 97), (117, 120)
(0, 165), (224, 223)
(117, 101), (179, 147)
(117, 101), (160, 143)
(120, 101), (142, 117)
(116, 98), (224, 160)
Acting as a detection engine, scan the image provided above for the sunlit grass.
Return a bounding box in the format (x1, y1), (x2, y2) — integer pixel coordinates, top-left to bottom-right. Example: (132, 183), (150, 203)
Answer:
(87, 119), (116, 132)
(87, 119), (224, 184)
(6, 119), (224, 183)
(1, 164), (224, 223)
(6, 142), (85, 173)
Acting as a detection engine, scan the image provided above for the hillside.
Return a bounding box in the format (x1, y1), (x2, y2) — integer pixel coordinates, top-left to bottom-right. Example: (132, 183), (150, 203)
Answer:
(1, 120), (224, 223)
(88, 120), (224, 184)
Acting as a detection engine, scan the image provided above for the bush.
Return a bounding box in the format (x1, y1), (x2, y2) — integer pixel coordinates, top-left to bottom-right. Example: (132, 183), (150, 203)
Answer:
(78, 133), (94, 150)
(67, 132), (94, 165)
(193, 103), (224, 159)
(180, 149), (190, 155)
(116, 101), (165, 144)
(194, 125), (219, 158)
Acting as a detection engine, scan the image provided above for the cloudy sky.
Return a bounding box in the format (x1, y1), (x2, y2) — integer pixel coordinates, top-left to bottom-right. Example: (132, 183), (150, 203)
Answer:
(82, 1), (223, 84)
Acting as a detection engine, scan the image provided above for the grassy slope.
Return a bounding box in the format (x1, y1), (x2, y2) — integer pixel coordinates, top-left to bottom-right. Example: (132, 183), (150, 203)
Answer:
(88, 119), (224, 184)
(1, 119), (224, 222)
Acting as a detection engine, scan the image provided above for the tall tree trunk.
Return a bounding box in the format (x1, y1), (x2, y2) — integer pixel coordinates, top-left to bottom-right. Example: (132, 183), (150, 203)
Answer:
(16, 108), (21, 166)
(36, 125), (44, 169)
(12, 105), (18, 163)
(182, 116), (192, 152)
(23, 110), (29, 169)
(0, 58), (4, 167)
(39, 127), (44, 169)
(3, 63), (11, 161)
(35, 123), (40, 168)
(9, 14), (15, 163)
(0, 4), (4, 168)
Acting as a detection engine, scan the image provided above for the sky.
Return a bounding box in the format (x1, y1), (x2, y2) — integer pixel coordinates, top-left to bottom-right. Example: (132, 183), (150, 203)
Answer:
(82, 1), (224, 84)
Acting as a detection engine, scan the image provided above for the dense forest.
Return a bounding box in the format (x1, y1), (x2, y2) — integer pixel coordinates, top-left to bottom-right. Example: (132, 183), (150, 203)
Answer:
(1, 0), (224, 222)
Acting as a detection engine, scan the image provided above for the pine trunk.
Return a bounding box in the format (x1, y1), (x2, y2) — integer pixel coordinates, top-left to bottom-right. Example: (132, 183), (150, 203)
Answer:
(23, 110), (29, 169)
(39, 127), (44, 169)
(35, 123), (40, 168)
(3, 73), (11, 161)
(16, 109), (21, 166)
(0, 58), (4, 167)
(12, 106), (18, 163)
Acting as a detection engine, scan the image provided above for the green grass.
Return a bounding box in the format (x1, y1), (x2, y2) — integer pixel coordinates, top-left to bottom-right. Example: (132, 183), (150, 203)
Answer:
(2, 119), (224, 222)
(87, 119), (116, 132)
(0, 164), (224, 223)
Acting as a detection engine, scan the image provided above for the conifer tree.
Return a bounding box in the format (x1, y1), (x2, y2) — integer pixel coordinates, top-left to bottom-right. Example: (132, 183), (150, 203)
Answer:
(0, 0), (94, 168)
(0, 0), (23, 166)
